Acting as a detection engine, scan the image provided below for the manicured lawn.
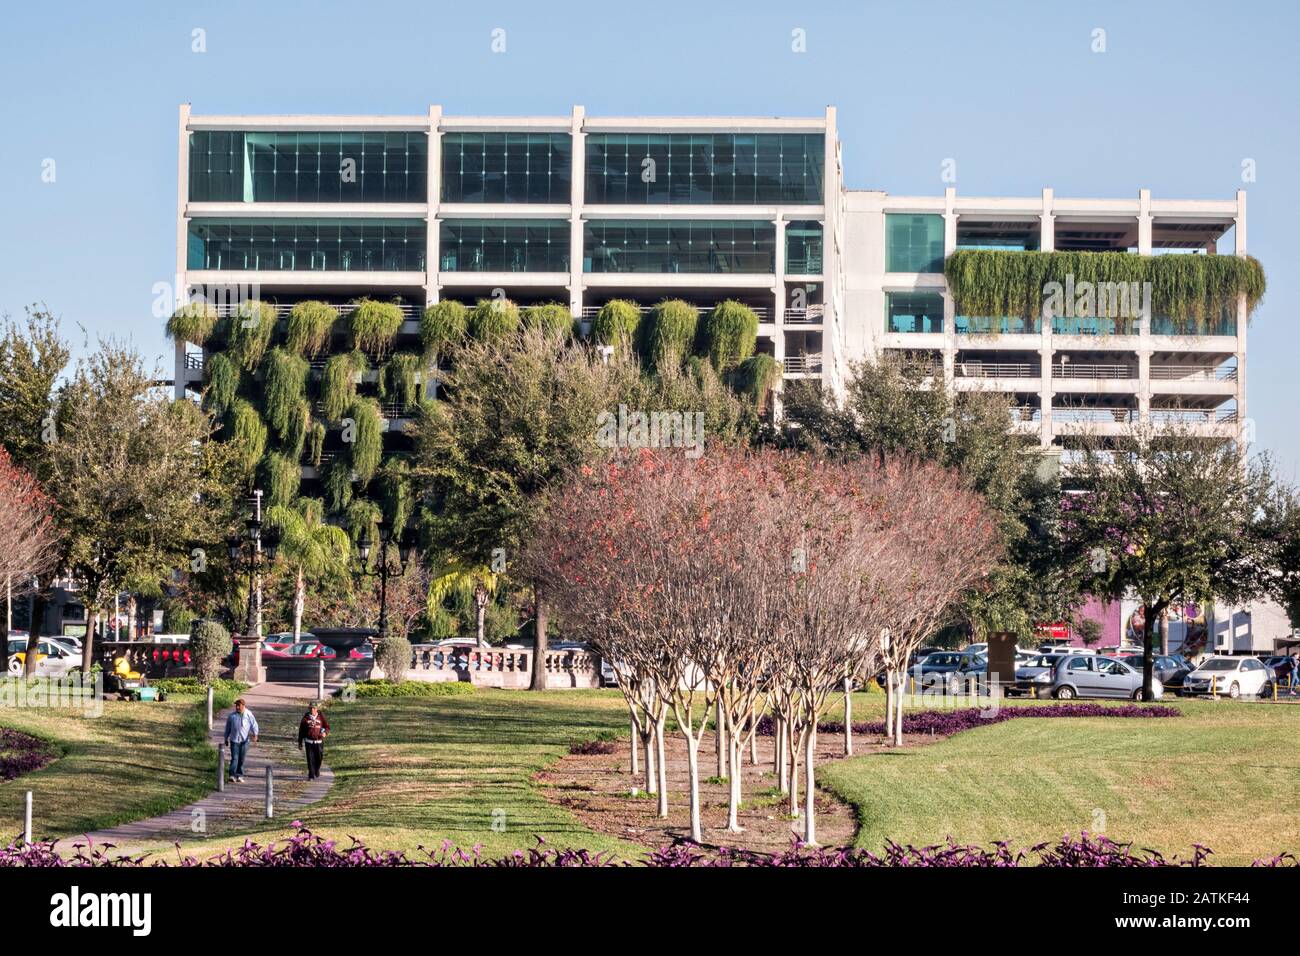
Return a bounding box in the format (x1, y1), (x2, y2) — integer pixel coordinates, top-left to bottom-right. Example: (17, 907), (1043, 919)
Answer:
(123, 688), (648, 859)
(0, 685), (229, 842)
(818, 693), (1300, 865)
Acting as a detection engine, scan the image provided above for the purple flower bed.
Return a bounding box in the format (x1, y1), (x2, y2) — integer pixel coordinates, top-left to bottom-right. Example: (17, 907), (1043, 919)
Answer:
(0, 824), (1290, 867)
(0, 729), (57, 782)
(756, 702), (1178, 739)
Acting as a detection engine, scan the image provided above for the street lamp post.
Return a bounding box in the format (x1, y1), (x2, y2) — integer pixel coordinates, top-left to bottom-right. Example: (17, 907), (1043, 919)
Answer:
(226, 490), (280, 684)
(354, 520), (416, 674)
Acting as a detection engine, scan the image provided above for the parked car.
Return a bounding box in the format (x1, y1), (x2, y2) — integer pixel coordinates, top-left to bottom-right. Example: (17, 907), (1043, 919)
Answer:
(1117, 653), (1193, 690)
(348, 644), (373, 660)
(1261, 655), (1295, 687)
(1050, 654), (1163, 700)
(6, 637), (79, 676)
(264, 631), (309, 653)
(908, 651), (986, 693)
(1180, 656), (1271, 699)
(1011, 653), (1064, 696)
(873, 647), (943, 688)
(282, 642), (337, 660)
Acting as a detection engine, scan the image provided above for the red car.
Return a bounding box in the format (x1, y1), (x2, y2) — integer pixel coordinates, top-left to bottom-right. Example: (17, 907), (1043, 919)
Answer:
(282, 641), (337, 660)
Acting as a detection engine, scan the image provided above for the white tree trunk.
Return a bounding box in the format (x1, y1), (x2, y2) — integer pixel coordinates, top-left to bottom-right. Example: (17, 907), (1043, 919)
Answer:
(293, 567), (305, 642)
(629, 713), (640, 779)
(843, 676), (853, 756)
(894, 678), (905, 747)
(884, 670), (896, 739)
(655, 715), (668, 819)
(727, 729), (744, 832)
(715, 697), (727, 779)
(804, 722), (818, 845)
(643, 728), (657, 795)
(776, 716), (788, 792)
(787, 722), (801, 819)
(685, 735), (703, 842)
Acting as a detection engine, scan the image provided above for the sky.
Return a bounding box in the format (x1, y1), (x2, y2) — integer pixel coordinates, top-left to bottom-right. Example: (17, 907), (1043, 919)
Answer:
(0, 0), (1296, 476)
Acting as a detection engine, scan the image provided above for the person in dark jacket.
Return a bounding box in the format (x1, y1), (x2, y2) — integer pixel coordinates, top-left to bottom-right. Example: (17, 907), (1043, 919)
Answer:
(297, 701), (330, 780)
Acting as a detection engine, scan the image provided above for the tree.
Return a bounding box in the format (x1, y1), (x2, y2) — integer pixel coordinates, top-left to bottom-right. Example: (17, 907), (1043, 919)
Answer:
(189, 619), (232, 684)
(426, 560), (499, 646)
(1064, 425), (1275, 698)
(42, 341), (238, 673)
(1264, 483), (1300, 630)
(266, 498), (351, 641)
(0, 308), (69, 473)
(0, 447), (59, 673)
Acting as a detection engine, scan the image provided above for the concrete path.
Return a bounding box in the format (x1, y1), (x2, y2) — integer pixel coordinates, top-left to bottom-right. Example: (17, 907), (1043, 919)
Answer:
(54, 682), (336, 855)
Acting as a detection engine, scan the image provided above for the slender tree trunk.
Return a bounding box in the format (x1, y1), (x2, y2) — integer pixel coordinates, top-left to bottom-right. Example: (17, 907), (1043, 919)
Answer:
(715, 697), (727, 779)
(26, 589), (47, 677)
(80, 601), (97, 674)
(293, 567), (305, 642)
(787, 723), (800, 818)
(655, 715), (668, 818)
(843, 676), (853, 756)
(894, 678), (905, 747)
(475, 586), (487, 645)
(1159, 607), (1170, 657)
(804, 722), (818, 845)
(685, 734), (703, 842)
(643, 727), (657, 795)
(629, 711), (640, 779)
(776, 716), (788, 792)
(884, 670), (896, 739)
(529, 583), (548, 691)
(727, 729), (744, 832)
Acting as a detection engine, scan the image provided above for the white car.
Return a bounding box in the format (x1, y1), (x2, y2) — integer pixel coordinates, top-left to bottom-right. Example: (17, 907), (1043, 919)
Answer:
(6, 637), (80, 676)
(1180, 656), (1271, 699)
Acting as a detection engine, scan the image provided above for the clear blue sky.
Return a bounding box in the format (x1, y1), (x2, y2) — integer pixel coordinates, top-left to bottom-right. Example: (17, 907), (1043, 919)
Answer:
(1, 0), (1296, 476)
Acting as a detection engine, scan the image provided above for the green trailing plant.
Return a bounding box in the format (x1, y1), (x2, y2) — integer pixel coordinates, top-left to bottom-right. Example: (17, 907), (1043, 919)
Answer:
(641, 299), (698, 369)
(521, 302), (574, 339)
(166, 302), (219, 346)
(323, 457), (354, 513)
(226, 301), (278, 370)
(379, 352), (424, 409)
(260, 348), (309, 441)
(591, 299), (640, 349)
(226, 399), (268, 478)
(347, 298), (404, 357)
(346, 498), (382, 547)
(377, 458), (413, 538)
(700, 299), (759, 372)
(285, 300), (337, 357)
(259, 451), (301, 509)
(203, 351), (240, 418)
(468, 298), (521, 343)
(734, 353), (782, 413)
(344, 397), (384, 485)
(420, 300), (469, 354)
(306, 420), (326, 468)
(321, 350), (368, 421)
(944, 249), (1266, 331)
(283, 400), (311, 462)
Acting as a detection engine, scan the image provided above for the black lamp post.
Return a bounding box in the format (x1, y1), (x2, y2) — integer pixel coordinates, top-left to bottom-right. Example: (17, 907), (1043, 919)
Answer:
(354, 520), (416, 644)
(226, 495), (280, 641)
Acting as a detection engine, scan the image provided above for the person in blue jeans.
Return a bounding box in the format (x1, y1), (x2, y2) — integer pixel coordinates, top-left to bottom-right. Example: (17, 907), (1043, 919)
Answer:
(223, 698), (260, 783)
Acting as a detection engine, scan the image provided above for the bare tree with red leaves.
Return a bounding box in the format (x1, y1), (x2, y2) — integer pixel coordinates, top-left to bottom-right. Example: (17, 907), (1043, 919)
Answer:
(0, 446), (59, 671)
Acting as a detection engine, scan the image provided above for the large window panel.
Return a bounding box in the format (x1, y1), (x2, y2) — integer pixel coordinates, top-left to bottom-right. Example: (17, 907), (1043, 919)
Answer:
(886, 214), (945, 273)
(440, 133), (572, 204)
(886, 292), (945, 333)
(438, 219), (570, 272)
(187, 218), (426, 271)
(583, 219), (775, 273)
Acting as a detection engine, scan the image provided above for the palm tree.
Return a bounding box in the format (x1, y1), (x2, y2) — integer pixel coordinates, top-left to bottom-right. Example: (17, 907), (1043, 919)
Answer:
(266, 499), (351, 641)
(427, 559), (499, 645)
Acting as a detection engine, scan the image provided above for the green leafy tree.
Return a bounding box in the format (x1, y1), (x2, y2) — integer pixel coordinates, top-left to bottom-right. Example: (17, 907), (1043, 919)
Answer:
(266, 498), (351, 641)
(189, 619), (232, 684)
(0, 308), (70, 472)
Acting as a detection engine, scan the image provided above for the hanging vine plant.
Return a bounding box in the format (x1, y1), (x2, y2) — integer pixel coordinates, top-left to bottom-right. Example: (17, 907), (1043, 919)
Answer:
(377, 458), (413, 538)
(591, 299), (640, 349)
(203, 351), (240, 418)
(226, 399), (268, 479)
(323, 456), (354, 513)
(700, 299), (759, 372)
(468, 298), (521, 343)
(734, 353), (782, 413)
(283, 399), (311, 462)
(344, 397), (384, 486)
(260, 348), (309, 441)
(321, 350), (368, 422)
(285, 300), (338, 357)
(306, 420), (326, 468)
(378, 352), (424, 410)
(166, 301), (220, 346)
(521, 302), (574, 339)
(347, 298), (404, 358)
(420, 300), (469, 354)
(640, 299), (698, 370)
(345, 498), (383, 550)
(225, 301), (279, 370)
(258, 451), (301, 509)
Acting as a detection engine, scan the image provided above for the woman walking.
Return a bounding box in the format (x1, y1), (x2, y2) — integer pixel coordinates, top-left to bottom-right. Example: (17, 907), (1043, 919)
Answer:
(297, 701), (330, 780)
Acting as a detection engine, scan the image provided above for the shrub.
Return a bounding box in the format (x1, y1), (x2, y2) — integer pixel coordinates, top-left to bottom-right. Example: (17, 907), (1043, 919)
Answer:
(226, 400), (267, 478)
(377, 459), (413, 537)
(259, 452), (301, 508)
(344, 398), (384, 485)
(734, 353), (781, 413)
(591, 299), (640, 348)
(756, 703), (1179, 738)
(285, 301), (337, 357)
(226, 301), (278, 370)
(189, 620), (232, 684)
(306, 420), (326, 469)
(149, 677), (247, 697)
(321, 350), (367, 421)
(260, 348), (309, 440)
(203, 352), (240, 418)
(375, 635), (412, 683)
(641, 299), (698, 369)
(283, 400), (311, 462)
(323, 458), (354, 513)
(700, 300), (759, 372)
(345, 680), (476, 699)
(166, 302), (220, 346)
(521, 302), (574, 339)
(348, 299), (404, 357)
(345, 498), (382, 548)
(379, 352), (424, 409)
(161, 605), (196, 635)
(468, 299), (521, 343)
(420, 301), (469, 353)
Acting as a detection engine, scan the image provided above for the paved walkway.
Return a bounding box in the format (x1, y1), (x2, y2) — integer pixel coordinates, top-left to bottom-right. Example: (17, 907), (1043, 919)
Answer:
(55, 682), (336, 855)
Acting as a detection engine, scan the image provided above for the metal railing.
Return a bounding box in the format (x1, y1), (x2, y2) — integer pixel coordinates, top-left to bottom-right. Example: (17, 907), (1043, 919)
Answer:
(783, 354), (823, 374)
(184, 353), (204, 370)
(1052, 407), (1138, 423)
(1149, 408), (1239, 424)
(956, 362), (1040, 379)
(783, 306), (824, 324)
(578, 304), (771, 322)
(200, 301), (422, 320)
(1054, 364), (1135, 380)
(1149, 365), (1238, 382)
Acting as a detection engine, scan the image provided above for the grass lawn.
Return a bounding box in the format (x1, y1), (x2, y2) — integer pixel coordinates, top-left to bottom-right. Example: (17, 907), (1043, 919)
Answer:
(120, 688), (649, 860)
(0, 683), (234, 842)
(819, 692), (1300, 865)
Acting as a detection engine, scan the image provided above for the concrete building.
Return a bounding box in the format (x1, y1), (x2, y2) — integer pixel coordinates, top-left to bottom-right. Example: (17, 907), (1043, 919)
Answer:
(171, 105), (1249, 459)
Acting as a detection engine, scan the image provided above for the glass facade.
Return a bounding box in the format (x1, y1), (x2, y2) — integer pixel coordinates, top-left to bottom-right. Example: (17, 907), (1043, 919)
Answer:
(585, 133), (823, 205)
(584, 220), (775, 274)
(956, 315), (1041, 334)
(187, 219), (426, 271)
(785, 221), (823, 274)
(886, 293), (945, 333)
(439, 219), (570, 272)
(188, 131), (427, 203)
(886, 214), (945, 273)
(1150, 313), (1236, 336)
(440, 133), (572, 204)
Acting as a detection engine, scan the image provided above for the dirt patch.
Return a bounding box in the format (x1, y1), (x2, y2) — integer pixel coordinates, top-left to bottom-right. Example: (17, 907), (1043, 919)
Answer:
(536, 726), (936, 855)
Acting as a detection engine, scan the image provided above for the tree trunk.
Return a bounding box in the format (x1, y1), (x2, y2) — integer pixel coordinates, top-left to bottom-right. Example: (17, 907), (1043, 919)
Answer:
(474, 586), (487, 645)
(655, 715), (668, 818)
(685, 734), (703, 842)
(1159, 607), (1170, 657)
(80, 602), (96, 675)
(804, 722), (818, 845)
(529, 583), (548, 691)
(1142, 601), (1165, 700)
(843, 676), (853, 756)
(629, 712), (640, 779)
(787, 722), (800, 818)
(25, 589), (47, 677)
(293, 567), (305, 642)
(643, 727), (657, 795)
(884, 670), (896, 739)
(776, 716), (788, 792)
(894, 678), (905, 747)
(715, 697), (727, 779)
(727, 729), (744, 832)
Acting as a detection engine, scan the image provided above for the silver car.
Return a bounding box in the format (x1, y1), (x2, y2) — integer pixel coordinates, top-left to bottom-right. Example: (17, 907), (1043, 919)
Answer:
(1050, 654), (1164, 701)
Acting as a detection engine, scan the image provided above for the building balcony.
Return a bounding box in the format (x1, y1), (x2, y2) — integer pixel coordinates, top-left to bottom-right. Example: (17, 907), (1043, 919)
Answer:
(782, 306), (824, 325)
(783, 354), (823, 375)
(955, 361), (1040, 379)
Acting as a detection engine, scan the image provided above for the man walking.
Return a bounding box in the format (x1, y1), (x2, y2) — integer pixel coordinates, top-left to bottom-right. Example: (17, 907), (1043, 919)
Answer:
(297, 701), (330, 780)
(223, 698), (259, 783)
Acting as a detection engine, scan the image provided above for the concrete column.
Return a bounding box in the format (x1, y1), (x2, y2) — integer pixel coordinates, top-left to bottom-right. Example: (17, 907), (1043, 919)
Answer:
(568, 106), (586, 320)
(1137, 188), (1152, 255)
(1234, 189), (1248, 444)
(174, 104), (192, 400)
(943, 186), (957, 386)
(1040, 314), (1054, 448)
(821, 106), (841, 399)
(1137, 187), (1154, 425)
(425, 105), (442, 306)
(1040, 187), (1055, 252)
